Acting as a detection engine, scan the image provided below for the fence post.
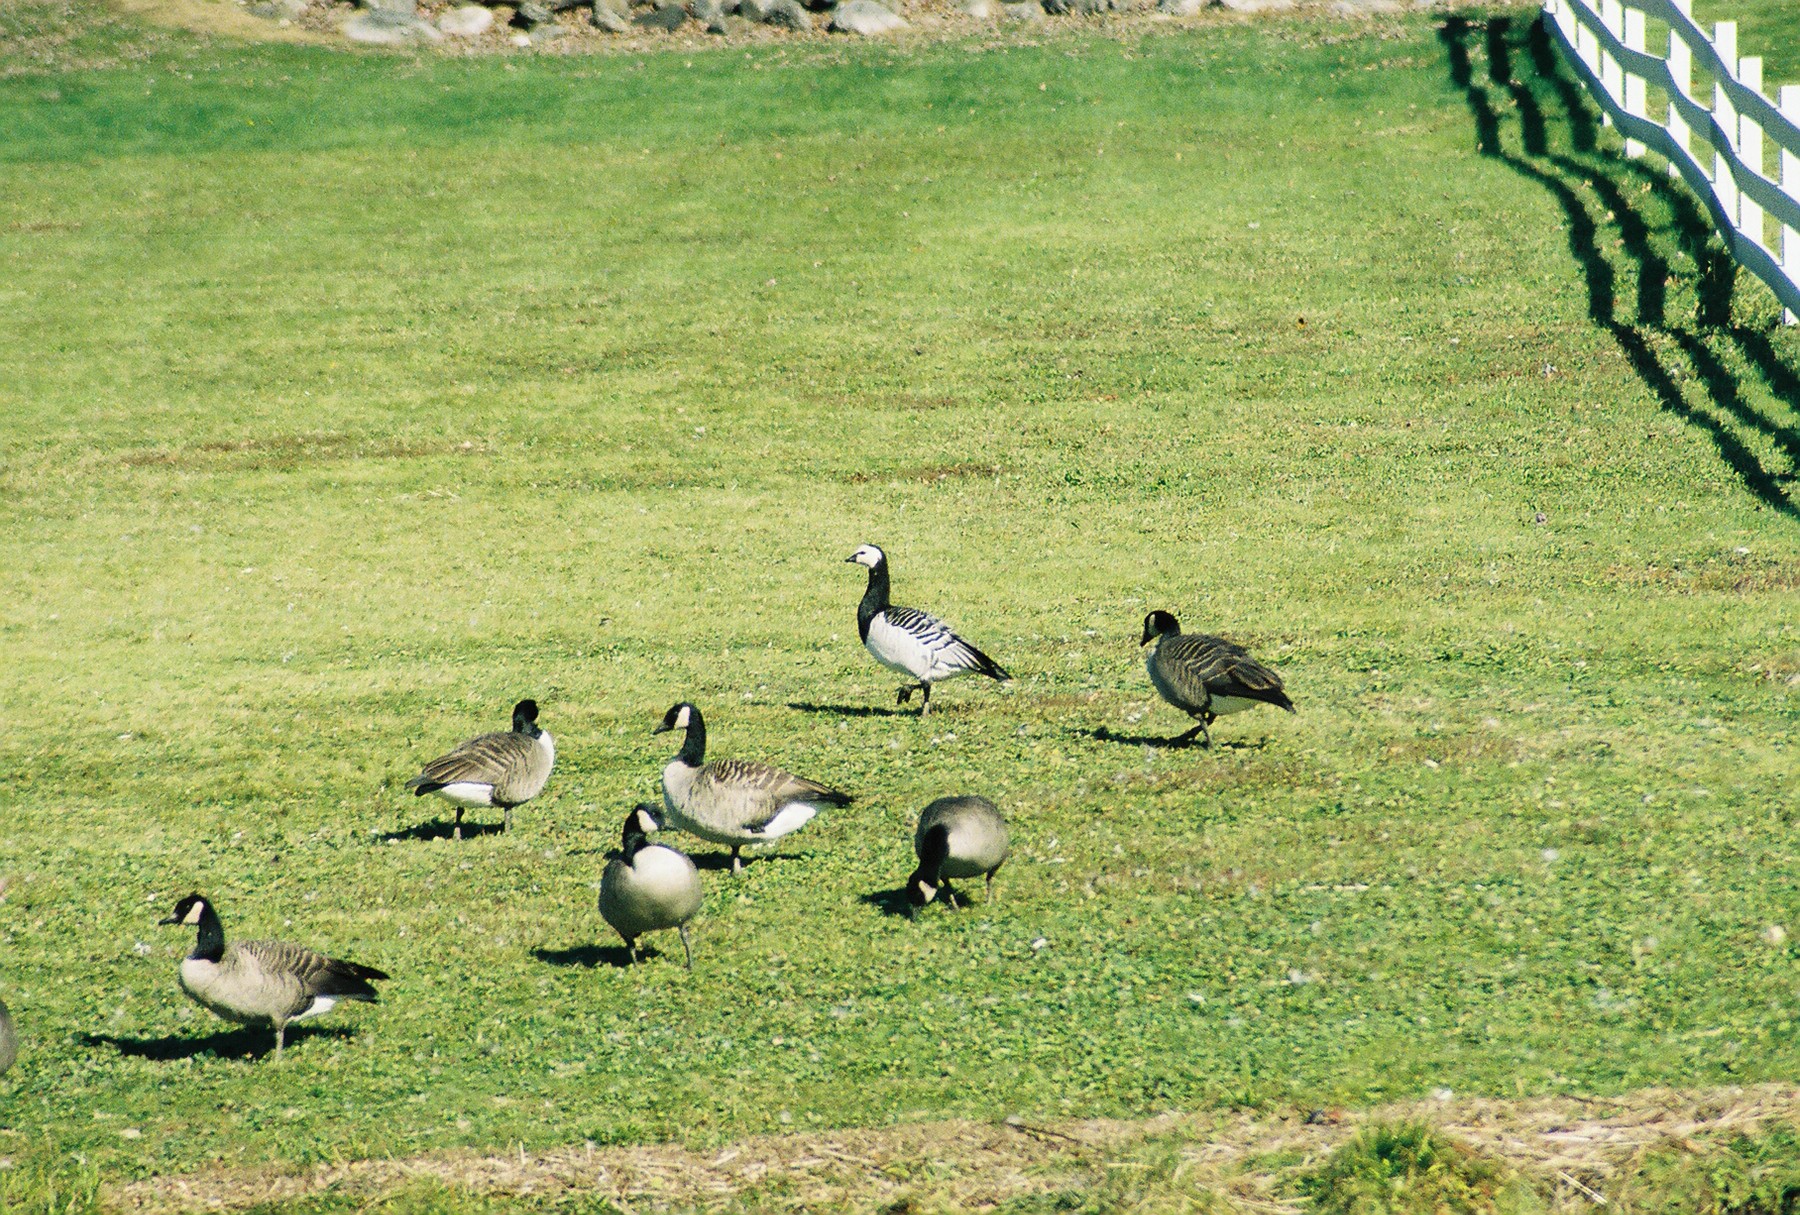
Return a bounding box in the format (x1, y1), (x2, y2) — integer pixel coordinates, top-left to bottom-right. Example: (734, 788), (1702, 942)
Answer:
(1666, 0), (1693, 179)
(1739, 57), (1764, 252)
(1599, 0), (1624, 127)
(1782, 84), (1800, 324)
(1713, 22), (1739, 236)
(1622, 4), (1647, 157)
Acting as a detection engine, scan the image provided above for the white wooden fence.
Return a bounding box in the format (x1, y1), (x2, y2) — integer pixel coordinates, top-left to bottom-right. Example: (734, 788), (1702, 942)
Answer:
(1541, 0), (1800, 322)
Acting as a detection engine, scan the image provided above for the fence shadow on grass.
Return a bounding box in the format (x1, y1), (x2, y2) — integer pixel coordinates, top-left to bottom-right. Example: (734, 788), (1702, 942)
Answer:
(81, 1025), (352, 1062)
(1438, 12), (1799, 520)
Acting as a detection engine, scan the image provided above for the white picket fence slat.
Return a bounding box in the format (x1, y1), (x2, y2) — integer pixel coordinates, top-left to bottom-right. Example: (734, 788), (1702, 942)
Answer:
(1542, 0), (1800, 321)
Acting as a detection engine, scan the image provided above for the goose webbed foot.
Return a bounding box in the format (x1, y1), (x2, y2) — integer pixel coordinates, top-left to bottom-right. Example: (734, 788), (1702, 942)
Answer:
(730, 847), (744, 875)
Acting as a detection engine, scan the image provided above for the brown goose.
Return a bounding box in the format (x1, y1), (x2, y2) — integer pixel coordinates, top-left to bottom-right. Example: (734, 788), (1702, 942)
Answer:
(655, 702), (850, 873)
(406, 698), (554, 838)
(908, 794), (1010, 913)
(158, 893), (388, 1059)
(1141, 610), (1294, 746)
(599, 805), (703, 968)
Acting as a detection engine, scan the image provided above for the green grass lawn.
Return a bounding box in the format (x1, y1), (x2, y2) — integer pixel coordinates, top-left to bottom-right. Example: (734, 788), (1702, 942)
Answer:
(0, 0), (1798, 1203)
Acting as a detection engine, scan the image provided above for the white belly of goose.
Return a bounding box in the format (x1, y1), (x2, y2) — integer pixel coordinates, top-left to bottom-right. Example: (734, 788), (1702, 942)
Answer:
(866, 613), (971, 683)
(434, 782), (496, 808)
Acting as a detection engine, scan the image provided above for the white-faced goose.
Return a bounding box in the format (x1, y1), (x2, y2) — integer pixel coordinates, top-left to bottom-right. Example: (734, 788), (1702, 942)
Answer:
(599, 805), (703, 968)
(1140, 610), (1294, 746)
(157, 893), (388, 1059)
(845, 544), (1010, 716)
(655, 702), (850, 874)
(908, 795), (1010, 913)
(406, 698), (555, 838)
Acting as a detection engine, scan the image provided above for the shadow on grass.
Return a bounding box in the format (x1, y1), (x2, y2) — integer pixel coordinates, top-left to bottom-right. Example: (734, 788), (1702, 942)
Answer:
(1074, 725), (1203, 748)
(81, 1025), (352, 1061)
(687, 849), (811, 873)
(375, 819), (506, 843)
(1438, 13), (1798, 519)
(531, 944), (638, 969)
(785, 701), (910, 719)
(859, 887), (915, 918)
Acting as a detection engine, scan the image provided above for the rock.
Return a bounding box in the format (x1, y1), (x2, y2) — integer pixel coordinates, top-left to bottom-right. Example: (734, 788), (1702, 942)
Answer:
(959, 0), (998, 15)
(1216, 0), (1293, 10)
(1000, 0), (1041, 17)
(739, 0), (768, 17)
(515, 0), (551, 22)
(1156, 0), (1203, 12)
(694, 0), (729, 29)
(763, 0), (811, 27)
(830, 0), (904, 32)
(249, 0), (307, 19)
(590, 2), (630, 28)
(529, 19), (568, 38)
(437, 4), (494, 33)
(343, 9), (444, 40)
(362, 0), (414, 13)
(1038, 0), (1068, 11)
(634, 1), (688, 28)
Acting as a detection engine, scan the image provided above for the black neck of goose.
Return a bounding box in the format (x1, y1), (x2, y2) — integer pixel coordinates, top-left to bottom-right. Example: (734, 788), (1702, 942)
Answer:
(621, 831), (650, 862)
(675, 711), (706, 767)
(917, 823), (950, 883)
(857, 563), (891, 641)
(192, 907), (225, 962)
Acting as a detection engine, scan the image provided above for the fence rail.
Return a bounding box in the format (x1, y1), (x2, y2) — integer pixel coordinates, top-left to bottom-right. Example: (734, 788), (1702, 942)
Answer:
(1541, 0), (1800, 321)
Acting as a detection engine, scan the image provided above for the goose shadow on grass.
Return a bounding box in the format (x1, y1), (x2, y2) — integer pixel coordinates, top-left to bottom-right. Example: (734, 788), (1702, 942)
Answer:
(859, 887), (914, 918)
(687, 850), (811, 873)
(1072, 726), (1265, 751)
(81, 1025), (353, 1062)
(531, 944), (643, 970)
(785, 701), (910, 720)
(374, 819), (507, 843)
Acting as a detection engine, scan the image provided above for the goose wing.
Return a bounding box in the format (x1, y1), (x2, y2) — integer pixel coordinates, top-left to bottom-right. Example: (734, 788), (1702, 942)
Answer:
(1161, 633), (1293, 711)
(699, 759), (851, 831)
(879, 606), (1010, 682)
(236, 939), (389, 1017)
(408, 731), (539, 796)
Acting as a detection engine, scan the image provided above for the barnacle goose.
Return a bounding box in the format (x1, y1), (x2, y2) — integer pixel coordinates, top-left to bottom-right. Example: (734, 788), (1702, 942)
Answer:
(845, 544), (1010, 716)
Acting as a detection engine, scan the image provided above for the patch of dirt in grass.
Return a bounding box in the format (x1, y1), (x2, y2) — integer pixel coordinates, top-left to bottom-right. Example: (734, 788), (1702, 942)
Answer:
(114, 1084), (1800, 1214)
(118, 434), (488, 470)
(847, 461), (1004, 485)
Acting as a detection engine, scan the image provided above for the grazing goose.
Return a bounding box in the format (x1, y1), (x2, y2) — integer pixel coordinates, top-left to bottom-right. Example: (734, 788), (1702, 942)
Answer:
(844, 544), (1010, 716)
(406, 698), (554, 838)
(0, 998), (14, 1076)
(157, 893), (388, 1060)
(655, 702), (850, 873)
(599, 805), (703, 968)
(908, 795), (1010, 913)
(1141, 610), (1294, 746)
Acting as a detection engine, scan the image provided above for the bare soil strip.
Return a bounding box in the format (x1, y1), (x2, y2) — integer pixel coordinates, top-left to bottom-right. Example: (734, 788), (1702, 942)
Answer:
(117, 1084), (1800, 1212)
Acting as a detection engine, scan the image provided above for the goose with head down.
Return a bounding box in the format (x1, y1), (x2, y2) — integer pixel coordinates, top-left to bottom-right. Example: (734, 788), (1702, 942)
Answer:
(599, 804), (702, 968)
(655, 702), (850, 874)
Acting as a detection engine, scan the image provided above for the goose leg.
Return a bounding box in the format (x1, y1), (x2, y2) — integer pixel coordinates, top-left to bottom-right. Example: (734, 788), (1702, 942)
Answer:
(919, 683), (932, 717)
(944, 883), (959, 910)
(274, 1020), (286, 1061)
(503, 806), (513, 833)
(730, 846), (743, 875)
(896, 685), (913, 705)
(626, 939), (639, 965)
(986, 870), (998, 905)
(679, 924), (694, 971)
(453, 807), (464, 842)
(1173, 723), (1206, 746)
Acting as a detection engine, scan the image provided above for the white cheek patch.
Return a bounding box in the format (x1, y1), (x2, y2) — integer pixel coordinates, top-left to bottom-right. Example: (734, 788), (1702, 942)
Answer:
(183, 903), (204, 925)
(675, 706), (691, 729)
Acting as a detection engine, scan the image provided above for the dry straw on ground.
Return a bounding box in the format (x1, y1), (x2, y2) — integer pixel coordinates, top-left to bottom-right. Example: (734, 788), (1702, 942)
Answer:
(118, 1083), (1800, 1212)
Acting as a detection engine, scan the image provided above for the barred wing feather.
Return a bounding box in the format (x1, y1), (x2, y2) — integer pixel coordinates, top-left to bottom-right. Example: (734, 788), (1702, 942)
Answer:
(1161, 634), (1293, 712)
(874, 606), (1010, 683)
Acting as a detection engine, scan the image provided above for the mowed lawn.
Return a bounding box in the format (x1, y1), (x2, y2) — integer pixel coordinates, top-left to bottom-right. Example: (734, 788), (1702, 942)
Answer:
(1, 0), (1798, 1193)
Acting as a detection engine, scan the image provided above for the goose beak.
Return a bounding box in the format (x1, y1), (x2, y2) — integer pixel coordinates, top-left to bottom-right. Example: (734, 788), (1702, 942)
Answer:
(157, 913), (180, 925)
(843, 555), (859, 564)
(652, 722), (672, 735)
